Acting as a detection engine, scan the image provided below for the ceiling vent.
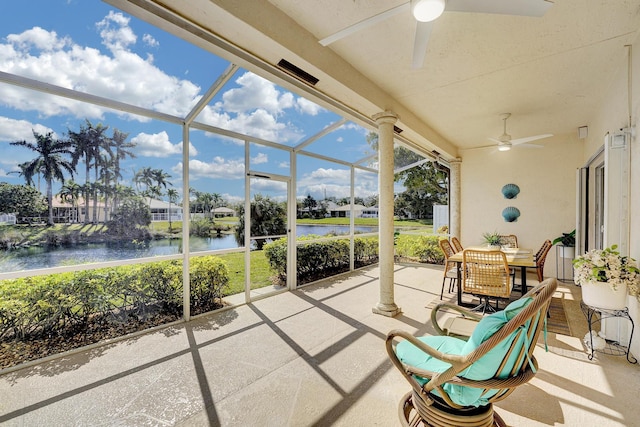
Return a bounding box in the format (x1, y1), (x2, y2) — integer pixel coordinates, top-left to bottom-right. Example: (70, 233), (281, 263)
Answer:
(277, 59), (319, 86)
(393, 126), (403, 134)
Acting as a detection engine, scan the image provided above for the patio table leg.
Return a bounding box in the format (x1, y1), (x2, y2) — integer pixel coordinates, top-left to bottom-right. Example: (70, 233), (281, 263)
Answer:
(520, 266), (527, 295)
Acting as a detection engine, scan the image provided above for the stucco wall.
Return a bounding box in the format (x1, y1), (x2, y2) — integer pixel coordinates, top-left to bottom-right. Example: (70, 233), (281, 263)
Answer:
(459, 133), (582, 279)
(452, 30), (640, 359)
(580, 36), (640, 358)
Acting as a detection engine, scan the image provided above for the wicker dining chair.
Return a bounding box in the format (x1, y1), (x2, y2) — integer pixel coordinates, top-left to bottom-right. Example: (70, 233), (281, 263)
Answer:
(387, 278), (558, 427)
(534, 240), (553, 282)
(462, 249), (513, 313)
(451, 236), (464, 253)
(498, 234), (518, 248)
(438, 239), (458, 299)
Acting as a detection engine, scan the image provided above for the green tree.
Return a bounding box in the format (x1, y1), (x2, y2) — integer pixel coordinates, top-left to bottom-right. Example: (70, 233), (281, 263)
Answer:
(69, 120), (108, 223)
(166, 188), (179, 229)
(9, 160), (43, 189)
(10, 131), (75, 225)
(0, 182), (47, 220)
(107, 195), (152, 236)
(235, 194), (287, 250)
(367, 131), (448, 219)
(303, 194), (317, 210)
(58, 180), (82, 223)
(109, 128), (136, 212)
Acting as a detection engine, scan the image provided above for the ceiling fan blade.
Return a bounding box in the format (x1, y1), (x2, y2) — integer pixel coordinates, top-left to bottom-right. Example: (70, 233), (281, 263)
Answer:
(446, 0), (552, 17)
(488, 137), (504, 144)
(516, 143), (544, 149)
(412, 20), (434, 68)
(511, 134), (553, 145)
(319, 3), (410, 46)
(461, 144), (496, 151)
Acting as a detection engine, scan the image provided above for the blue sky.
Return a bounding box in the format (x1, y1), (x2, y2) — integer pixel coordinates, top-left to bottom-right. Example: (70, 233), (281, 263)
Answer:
(0, 0), (382, 205)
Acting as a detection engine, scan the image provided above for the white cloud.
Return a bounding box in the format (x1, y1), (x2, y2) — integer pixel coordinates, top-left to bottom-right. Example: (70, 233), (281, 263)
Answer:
(219, 72), (293, 114)
(295, 97), (324, 116)
(0, 15), (201, 120)
(197, 106), (303, 143)
(131, 131), (198, 157)
(6, 27), (71, 51)
(0, 117), (55, 142)
(173, 156), (244, 180)
(97, 11), (136, 52)
(251, 178), (287, 195)
(297, 167), (378, 200)
(251, 153), (268, 164)
(142, 34), (159, 48)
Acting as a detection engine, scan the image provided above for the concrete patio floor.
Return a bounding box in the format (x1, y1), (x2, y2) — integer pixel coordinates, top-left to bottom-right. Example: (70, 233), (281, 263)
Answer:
(0, 263), (638, 426)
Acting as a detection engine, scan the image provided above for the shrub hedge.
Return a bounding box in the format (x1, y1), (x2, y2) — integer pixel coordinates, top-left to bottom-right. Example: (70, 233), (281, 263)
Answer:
(0, 256), (229, 341)
(264, 235), (379, 286)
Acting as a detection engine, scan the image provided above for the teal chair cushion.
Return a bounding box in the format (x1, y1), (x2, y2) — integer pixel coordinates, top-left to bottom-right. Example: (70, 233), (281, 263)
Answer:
(396, 297), (534, 407)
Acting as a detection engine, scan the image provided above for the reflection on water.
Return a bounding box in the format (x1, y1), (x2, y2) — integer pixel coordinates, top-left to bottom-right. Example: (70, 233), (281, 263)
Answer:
(0, 224), (377, 272)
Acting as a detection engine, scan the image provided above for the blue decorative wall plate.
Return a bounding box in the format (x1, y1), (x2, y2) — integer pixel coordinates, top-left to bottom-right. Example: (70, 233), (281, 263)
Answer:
(501, 183), (520, 199)
(502, 206), (521, 222)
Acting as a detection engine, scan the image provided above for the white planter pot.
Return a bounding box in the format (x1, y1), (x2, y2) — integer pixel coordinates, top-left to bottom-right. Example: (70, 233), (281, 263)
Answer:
(487, 244), (501, 251)
(558, 245), (575, 259)
(581, 281), (628, 310)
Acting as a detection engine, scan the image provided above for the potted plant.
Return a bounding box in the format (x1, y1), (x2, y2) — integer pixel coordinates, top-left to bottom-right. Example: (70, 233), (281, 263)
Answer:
(482, 231), (502, 250)
(552, 229), (575, 259)
(573, 244), (640, 310)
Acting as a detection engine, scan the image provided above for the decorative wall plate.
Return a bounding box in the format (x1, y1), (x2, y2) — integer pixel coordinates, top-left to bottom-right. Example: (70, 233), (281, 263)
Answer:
(501, 183), (520, 199)
(502, 206), (521, 222)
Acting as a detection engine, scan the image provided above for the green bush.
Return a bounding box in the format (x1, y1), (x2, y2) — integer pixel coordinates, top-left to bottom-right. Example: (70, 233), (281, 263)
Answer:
(0, 256), (230, 341)
(264, 235), (379, 286)
(395, 234), (445, 264)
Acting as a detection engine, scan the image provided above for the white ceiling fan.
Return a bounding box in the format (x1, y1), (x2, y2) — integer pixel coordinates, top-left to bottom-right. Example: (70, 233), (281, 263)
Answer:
(487, 113), (553, 151)
(319, 0), (553, 68)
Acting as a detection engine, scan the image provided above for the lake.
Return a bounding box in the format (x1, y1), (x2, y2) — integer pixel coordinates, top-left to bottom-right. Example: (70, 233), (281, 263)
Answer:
(0, 224), (378, 272)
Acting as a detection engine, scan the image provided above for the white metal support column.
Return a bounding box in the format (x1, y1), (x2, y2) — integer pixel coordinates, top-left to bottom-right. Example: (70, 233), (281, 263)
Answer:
(449, 158), (462, 241)
(372, 110), (401, 317)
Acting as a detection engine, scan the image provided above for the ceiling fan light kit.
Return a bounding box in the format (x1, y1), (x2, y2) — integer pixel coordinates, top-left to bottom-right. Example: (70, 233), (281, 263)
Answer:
(411, 0), (445, 22)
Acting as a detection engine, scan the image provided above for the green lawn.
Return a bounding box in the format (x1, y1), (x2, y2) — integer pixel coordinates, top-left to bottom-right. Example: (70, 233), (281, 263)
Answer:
(216, 250), (272, 295)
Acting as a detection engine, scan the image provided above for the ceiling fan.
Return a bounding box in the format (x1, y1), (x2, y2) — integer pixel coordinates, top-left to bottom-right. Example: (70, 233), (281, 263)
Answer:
(319, 0), (553, 68)
(487, 113), (553, 151)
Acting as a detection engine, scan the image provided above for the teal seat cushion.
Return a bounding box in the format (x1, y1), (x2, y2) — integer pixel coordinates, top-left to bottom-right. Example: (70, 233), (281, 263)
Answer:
(396, 297), (534, 407)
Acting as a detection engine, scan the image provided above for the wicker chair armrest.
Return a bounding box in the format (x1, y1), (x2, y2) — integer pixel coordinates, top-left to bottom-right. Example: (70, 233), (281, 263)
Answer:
(430, 302), (483, 336)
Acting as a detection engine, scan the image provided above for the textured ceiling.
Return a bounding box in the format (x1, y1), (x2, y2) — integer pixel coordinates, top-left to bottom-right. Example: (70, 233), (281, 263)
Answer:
(113, 0), (640, 158)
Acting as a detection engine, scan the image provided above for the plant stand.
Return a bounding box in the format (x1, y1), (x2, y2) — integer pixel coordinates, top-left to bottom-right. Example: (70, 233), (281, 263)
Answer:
(555, 245), (574, 283)
(580, 301), (637, 364)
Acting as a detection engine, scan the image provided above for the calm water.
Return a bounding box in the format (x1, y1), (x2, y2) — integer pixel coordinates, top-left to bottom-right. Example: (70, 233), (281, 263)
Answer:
(0, 224), (377, 272)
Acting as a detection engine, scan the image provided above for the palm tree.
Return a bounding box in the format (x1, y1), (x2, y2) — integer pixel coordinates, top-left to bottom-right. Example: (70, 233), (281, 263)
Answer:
(151, 168), (172, 190)
(9, 161), (41, 188)
(109, 128), (135, 212)
(98, 154), (117, 221)
(166, 188), (179, 229)
(58, 180), (82, 223)
(10, 131), (75, 225)
(133, 166), (154, 194)
(199, 192), (214, 218)
(69, 120), (107, 224)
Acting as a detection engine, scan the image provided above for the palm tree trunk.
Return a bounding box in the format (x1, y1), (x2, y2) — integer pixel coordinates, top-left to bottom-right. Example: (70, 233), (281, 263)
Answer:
(46, 178), (54, 226)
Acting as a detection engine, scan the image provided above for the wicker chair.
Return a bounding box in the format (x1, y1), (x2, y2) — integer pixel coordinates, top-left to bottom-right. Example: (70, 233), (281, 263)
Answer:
(498, 234), (518, 248)
(534, 240), (553, 282)
(462, 249), (513, 313)
(451, 236), (464, 253)
(438, 239), (458, 299)
(387, 278), (558, 427)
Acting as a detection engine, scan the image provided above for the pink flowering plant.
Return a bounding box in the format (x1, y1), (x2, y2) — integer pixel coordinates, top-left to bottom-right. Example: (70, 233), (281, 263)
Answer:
(573, 245), (640, 298)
